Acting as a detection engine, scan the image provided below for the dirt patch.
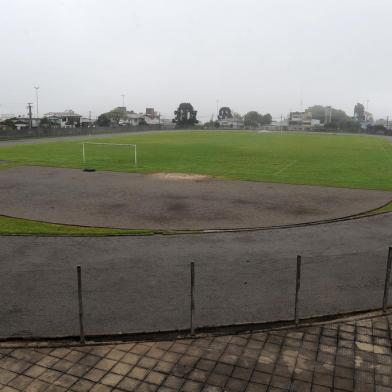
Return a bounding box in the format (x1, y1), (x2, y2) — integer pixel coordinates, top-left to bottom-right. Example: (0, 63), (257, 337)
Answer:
(0, 166), (391, 230)
(150, 172), (210, 181)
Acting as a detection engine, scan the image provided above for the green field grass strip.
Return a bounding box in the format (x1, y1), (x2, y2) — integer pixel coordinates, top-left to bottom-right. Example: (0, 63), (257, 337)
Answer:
(0, 215), (156, 236)
(367, 200), (392, 214)
(0, 161), (19, 170)
(1, 199), (391, 237)
(1, 131), (392, 190)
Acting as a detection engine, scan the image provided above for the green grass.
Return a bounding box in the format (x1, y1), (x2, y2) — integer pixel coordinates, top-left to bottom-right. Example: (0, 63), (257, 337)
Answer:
(0, 215), (155, 236)
(1, 130), (392, 236)
(372, 201), (392, 214)
(1, 131), (392, 190)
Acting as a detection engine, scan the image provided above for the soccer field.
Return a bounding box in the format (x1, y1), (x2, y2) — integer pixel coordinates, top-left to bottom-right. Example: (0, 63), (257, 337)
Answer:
(1, 130), (392, 190)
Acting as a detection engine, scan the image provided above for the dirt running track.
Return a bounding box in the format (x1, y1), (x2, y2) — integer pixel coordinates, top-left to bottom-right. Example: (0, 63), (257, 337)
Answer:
(0, 166), (391, 230)
(0, 213), (391, 339)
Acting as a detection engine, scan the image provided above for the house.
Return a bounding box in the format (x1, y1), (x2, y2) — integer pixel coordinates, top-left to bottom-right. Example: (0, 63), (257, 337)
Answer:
(0, 116), (40, 130)
(287, 111), (321, 130)
(375, 118), (391, 130)
(218, 118), (244, 129)
(43, 110), (82, 128)
(264, 119), (289, 131)
(160, 118), (176, 129)
(120, 108), (161, 126)
(80, 117), (93, 127)
(120, 112), (146, 126)
(144, 108), (160, 125)
(217, 107), (244, 129)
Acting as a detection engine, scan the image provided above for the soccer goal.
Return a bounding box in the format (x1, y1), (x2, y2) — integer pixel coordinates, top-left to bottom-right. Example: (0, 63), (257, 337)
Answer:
(81, 142), (137, 170)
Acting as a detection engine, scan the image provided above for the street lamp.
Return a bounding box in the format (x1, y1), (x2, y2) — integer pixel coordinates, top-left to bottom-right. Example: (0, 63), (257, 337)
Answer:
(34, 85), (39, 117)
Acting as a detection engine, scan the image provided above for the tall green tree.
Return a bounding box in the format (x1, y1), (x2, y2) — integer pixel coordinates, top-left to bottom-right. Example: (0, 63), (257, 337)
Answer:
(173, 103), (198, 128)
(97, 113), (111, 127)
(307, 105), (351, 123)
(244, 111), (263, 128)
(218, 107), (233, 120)
(354, 103), (365, 122)
(232, 112), (243, 121)
(262, 113), (272, 125)
(306, 105), (360, 131)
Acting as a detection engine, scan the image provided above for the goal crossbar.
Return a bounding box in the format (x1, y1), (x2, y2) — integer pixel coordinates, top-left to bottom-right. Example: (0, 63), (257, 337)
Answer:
(82, 142), (137, 167)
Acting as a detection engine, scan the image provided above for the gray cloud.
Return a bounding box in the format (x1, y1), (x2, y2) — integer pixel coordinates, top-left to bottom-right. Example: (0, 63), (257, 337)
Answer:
(1, 0), (391, 120)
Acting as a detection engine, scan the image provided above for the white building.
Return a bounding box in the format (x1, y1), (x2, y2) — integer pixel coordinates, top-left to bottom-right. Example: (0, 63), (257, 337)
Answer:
(43, 110), (82, 128)
(287, 111), (322, 130)
(120, 108), (162, 126)
(218, 118), (244, 129)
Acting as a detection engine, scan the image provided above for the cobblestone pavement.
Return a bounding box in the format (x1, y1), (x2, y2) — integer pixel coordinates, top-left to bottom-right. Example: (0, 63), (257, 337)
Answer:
(1, 314), (392, 392)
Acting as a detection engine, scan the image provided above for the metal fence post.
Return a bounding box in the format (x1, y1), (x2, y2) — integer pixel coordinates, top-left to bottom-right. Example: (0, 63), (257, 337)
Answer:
(294, 255), (302, 325)
(190, 262), (195, 336)
(382, 247), (392, 312)
(77, 265), (85, 344)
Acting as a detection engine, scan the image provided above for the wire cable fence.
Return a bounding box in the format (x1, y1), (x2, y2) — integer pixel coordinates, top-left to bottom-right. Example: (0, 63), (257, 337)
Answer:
(0, 247), (391, 341)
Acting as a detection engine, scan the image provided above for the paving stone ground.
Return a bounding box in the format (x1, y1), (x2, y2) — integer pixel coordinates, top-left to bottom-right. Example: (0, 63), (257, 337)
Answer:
(1, 314), (392, 392)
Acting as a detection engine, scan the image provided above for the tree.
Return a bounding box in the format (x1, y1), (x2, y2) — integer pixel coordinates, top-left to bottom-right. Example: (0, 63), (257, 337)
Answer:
(97, 113), (111, 127)
(39, 117), (59, 129)
(107, 107), (127, 124)
(96, 107), (128, 126)
(305, 105), (326, 123)
(244, 111), (263, 128)
(232, 112), (243, 121)
(306, 105), (349, 123)
(173, 103), (198, 128)
(1, 118), (17, 129)
(218, 107), (233, 120)
(305, 105), (361, 132)
(262, 113), (272, 125)
(354, 103), (365, 122)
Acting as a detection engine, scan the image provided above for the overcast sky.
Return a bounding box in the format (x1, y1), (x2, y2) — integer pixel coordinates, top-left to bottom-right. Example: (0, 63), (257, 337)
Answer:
(1, 0), (391, 120)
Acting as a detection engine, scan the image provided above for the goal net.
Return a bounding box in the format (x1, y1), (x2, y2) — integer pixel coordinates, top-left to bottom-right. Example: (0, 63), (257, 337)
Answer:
(82, 142), (137, 169)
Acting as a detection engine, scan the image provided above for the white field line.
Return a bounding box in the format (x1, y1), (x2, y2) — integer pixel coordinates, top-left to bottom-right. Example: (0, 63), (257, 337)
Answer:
(273, 160), (298, 176)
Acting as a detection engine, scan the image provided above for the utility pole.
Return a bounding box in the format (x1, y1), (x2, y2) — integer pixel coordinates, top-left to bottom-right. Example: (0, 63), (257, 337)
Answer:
(34, 85), (39, 117)
(325, 106), (332, 124)
(27, 103), (33, 129)
(121, 94), (126, 109)
(216, 100), (219, 118)
(280, 114), (283, 134)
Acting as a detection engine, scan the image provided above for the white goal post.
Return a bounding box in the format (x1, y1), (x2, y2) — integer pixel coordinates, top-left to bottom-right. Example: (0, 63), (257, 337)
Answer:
(82, 142), (137, 167)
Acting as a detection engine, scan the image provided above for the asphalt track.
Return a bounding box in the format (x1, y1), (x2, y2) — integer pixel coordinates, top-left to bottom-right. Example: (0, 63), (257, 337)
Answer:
(1, 166), (390, 230)
(0, 213), (391, 339)
(1, 131), (392, 339)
